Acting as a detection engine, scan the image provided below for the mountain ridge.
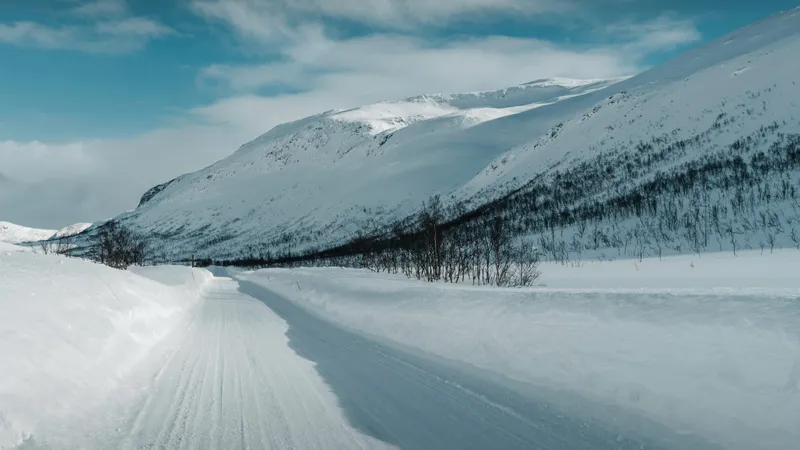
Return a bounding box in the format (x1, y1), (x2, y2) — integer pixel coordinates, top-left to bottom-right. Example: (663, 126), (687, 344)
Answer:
(79, 7), (800, 263)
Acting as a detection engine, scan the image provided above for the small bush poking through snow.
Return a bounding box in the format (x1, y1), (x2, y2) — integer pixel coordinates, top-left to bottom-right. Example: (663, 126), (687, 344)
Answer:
(91, 221), (149, 270)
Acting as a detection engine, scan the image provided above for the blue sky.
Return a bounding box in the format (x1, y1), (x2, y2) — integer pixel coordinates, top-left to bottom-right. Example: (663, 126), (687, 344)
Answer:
(0, 0), (798, 227)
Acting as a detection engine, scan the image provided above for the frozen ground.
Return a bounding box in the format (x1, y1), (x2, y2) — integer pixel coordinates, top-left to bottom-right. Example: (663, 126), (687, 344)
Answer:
(239, 250), (800, 450)
(2, 247), (798, 449)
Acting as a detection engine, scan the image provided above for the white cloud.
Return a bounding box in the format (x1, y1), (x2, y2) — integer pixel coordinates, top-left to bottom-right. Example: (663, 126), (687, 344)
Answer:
(0, 0), (173, 53)
(187, 33), (642, 144)
(191, 0), (572, 32)
(605, 14), (703, 53)
(200, 62), (312, 91)
(0, 124), (251, 228)
(72, 0), (129, 18)
(95, 17), (175, 38)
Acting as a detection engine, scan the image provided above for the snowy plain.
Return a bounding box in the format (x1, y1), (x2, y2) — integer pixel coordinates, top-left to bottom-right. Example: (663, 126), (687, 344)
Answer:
(238, 250), (800, 450)
(1, 239), (799, 449)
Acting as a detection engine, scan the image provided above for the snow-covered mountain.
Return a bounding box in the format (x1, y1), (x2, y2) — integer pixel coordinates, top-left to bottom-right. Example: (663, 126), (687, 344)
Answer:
(0, 222), (57, 245)
(103, 78), (621, 260)
(0, 221), (93, 244)
(100, 7), (800, 261)
(53, 222), (93, 239)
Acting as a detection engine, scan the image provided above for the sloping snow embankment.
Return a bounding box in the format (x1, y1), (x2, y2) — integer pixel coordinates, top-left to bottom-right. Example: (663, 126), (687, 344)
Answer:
(240, 250), (800, 450)
(0, 243), (212, 449)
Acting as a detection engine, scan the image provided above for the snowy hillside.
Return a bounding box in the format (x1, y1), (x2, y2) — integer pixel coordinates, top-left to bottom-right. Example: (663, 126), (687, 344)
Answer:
(103, 78), (620, 260)
(0, 222), (56, 244)
(0, 221), (93, 244)
(450, 6), (800, 261)
(53, 222), (93, 239)
(465, 7), (800, 194)
(93, 7), (800, 262)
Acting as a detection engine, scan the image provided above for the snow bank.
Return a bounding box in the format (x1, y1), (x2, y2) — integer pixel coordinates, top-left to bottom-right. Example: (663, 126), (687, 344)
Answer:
(0, 250), (212, 449)
(240, 250), (800, 450)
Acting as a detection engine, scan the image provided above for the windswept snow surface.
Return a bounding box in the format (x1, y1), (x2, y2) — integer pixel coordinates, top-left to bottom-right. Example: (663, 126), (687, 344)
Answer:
(239, 250), (800, 450)
(0, 247), (212, 449)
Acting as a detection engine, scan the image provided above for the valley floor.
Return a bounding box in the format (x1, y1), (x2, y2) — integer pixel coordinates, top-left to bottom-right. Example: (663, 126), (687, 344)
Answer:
(1, 245), (798, 450)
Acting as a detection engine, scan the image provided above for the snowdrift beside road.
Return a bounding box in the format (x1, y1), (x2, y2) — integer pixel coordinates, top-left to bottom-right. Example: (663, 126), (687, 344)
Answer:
(0, 246), (212, 449)
(239, 251), (800, 450)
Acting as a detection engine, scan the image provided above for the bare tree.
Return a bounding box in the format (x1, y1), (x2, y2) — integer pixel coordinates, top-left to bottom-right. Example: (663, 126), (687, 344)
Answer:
(92, 221), (148, 269)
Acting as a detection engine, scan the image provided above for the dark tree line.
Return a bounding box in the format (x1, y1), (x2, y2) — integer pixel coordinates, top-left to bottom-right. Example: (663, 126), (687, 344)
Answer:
(213, 195), (542, 287)
(216, 112), (800, 275)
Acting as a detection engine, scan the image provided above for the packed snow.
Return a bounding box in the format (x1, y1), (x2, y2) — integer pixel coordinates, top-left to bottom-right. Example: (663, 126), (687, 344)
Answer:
(59, 277), (394, 450)
(238, 250), (800, 450)
(0, 246), (212, 448)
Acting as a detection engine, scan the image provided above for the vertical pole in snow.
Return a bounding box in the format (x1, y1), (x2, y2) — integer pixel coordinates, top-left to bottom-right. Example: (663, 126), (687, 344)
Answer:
(191, 254), (195, 268)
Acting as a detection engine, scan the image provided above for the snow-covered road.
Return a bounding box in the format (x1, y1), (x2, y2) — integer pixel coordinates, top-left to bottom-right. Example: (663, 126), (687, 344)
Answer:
(44, 273), (721, 450)
(91, 277), (390, 450)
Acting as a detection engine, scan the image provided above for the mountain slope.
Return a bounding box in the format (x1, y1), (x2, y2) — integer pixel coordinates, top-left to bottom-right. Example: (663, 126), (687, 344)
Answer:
(105, 79), (620, 260)
(0, 222), (57, 244)
(463, 6), (800, 197)
(0, 221), (93, 244)
(100, 7), (800, 262)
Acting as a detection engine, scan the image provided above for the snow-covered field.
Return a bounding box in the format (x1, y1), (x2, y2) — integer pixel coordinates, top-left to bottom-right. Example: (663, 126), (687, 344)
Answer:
(239, 250), (800, 450)
(0, 245), (212, 448)
(2, 240), (799, 449)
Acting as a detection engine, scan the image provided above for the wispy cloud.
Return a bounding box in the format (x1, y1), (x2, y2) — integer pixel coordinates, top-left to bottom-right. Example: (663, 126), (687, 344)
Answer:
(605, 14), (703, 53)
(192, 3), (701, 104)
(191, 0), (571, 34)
(71, 0), (129, 18)
(0, 0), (174, 53)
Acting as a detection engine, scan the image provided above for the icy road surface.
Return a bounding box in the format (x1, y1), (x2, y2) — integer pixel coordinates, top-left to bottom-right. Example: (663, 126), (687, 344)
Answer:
(64, 274), (722, 450)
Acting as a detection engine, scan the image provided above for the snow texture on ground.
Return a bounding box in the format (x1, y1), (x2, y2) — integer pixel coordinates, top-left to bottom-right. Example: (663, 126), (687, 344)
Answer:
(0, 249), (212, 449)
(52, 277), (393, 450)
(239, 250), (800, 450)
(30, 273), (720, 450)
